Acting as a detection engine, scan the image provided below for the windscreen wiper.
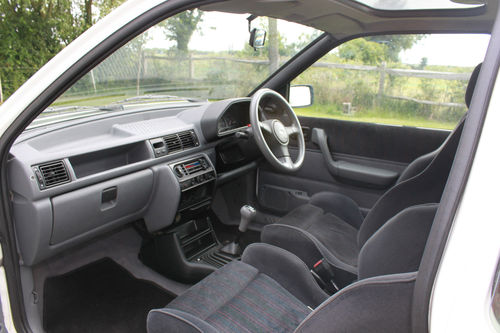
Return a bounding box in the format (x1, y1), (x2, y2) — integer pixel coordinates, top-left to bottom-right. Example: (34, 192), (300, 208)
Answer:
(110, 94), (206, 105)
(27, 105), (108, 130)
(43, 105), (100, 114)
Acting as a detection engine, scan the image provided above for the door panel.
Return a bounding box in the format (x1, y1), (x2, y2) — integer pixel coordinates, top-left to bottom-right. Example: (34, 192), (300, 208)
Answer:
(257, 116), (449, 215)
(299, 116), (450, 163)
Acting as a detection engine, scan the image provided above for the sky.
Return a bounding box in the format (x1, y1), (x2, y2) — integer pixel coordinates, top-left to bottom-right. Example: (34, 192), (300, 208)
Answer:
(400, 34), (490, 67)
(145, 12), (490, 68)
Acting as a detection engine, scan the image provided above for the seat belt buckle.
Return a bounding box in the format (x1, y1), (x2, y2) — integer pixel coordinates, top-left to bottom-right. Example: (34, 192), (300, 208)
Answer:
(310, 259), (339, 294)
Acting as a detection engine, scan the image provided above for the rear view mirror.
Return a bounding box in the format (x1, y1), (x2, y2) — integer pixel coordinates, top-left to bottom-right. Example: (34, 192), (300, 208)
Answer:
(249, 28), (267, 49)
(289, 85), (314, 108)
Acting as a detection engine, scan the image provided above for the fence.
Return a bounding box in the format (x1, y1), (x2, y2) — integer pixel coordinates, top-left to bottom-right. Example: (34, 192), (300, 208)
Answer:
(137, 55), (472, 109)
(3, 54), (472, 109)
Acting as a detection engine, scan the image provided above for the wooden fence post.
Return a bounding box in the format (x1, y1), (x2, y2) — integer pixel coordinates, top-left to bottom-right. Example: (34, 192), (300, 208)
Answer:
(188, 53), (194, 80)
(378, 62), (386, 100)
(136, 50), (143, 96)
(90, 69), (97, 94)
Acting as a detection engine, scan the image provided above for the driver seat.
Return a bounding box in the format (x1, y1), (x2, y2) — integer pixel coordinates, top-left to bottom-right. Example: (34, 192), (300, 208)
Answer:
(261, 63), (481, 285)
(148, 201), (438, 332)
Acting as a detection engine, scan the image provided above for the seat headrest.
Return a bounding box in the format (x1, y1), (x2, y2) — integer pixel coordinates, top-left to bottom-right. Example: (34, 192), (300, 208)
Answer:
(465, 63), (482, 108)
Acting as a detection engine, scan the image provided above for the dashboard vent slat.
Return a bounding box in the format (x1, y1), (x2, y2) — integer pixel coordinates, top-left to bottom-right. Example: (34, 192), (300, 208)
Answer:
(179, 131), (197, 149)
(36, 161), (70, 189)
(152, 130), (199, 158)
(164, 134), (182, 153)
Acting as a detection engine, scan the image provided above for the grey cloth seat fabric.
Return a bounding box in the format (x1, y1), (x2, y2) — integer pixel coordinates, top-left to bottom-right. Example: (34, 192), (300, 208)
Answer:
(148, 203), (439, 333)
(150, 261), (310, 333)
(148, 243), (329, 333)
(261, 63), (482, 282)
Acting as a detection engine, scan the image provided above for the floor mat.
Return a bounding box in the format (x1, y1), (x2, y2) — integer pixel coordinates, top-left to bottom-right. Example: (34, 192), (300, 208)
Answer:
(43, 258), (175, 333)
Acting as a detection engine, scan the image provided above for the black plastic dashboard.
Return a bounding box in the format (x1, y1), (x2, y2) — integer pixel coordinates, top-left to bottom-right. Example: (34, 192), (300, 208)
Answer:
(201, 98), (252, 141)
(216, 100), (251, 136)
(8, 97), (256, 266)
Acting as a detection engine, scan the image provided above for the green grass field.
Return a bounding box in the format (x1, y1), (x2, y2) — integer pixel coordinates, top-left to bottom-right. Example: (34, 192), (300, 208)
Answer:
(295, 104), (457, 130)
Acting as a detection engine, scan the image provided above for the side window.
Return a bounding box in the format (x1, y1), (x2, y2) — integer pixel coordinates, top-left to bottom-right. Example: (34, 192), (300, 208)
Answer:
(291, 34), (490, 129)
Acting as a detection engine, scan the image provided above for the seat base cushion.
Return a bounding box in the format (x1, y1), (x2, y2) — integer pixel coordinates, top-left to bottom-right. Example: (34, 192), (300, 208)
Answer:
(308, 192), (364, 229)
(262, 202), (359, 274)
(148, 260), (312, 333)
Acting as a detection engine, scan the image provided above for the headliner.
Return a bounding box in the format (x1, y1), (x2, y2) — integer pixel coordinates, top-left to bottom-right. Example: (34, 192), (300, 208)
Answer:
(201, 0), (496, 40)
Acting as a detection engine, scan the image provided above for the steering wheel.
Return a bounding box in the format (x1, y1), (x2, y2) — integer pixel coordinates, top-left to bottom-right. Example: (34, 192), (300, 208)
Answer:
(250, 88), (305, 172)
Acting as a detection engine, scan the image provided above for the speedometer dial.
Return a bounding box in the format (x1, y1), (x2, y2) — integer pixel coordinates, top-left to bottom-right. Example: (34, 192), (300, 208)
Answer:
(217, 101), (251, 136)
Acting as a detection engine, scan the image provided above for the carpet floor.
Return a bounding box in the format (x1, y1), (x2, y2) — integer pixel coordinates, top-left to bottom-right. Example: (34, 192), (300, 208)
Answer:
(43, 258), (175, 333)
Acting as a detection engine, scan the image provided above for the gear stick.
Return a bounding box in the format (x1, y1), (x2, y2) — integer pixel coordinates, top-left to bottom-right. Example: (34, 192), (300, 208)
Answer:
(220, 205), (257, 256)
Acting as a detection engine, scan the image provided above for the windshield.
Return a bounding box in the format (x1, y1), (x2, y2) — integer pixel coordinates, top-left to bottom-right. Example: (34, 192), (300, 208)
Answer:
(33, 10), (320, 127)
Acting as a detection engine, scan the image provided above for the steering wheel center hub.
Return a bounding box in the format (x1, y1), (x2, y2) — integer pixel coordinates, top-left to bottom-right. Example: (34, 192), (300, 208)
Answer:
(272, 120), (289, 144)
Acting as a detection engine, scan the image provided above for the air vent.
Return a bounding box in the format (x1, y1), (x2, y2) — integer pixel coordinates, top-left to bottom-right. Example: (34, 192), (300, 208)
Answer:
(151, 130), (199, 158)
(164, 134), (182, 153)
(179, 130), (198, 149)
(33, 161), (70, 189)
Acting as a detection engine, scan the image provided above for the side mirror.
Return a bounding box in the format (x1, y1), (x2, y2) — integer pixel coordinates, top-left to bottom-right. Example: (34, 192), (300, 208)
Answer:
(289, 85), (314, 108)
(249, 28), (266, 49)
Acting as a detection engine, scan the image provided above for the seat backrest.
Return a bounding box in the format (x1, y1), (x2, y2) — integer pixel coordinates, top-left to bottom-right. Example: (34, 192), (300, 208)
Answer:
(395, 63), (482, 184)
(295, 202), (443, 332)
(357, 63), (481, 248)
(357, 117), (463, 247)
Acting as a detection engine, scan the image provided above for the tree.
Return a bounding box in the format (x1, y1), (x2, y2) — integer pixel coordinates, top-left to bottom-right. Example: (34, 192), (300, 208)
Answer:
(268, 17), (279, 74)
(0, 0), (126, 101)
(78, 0), (127, 31)
(338, 38), (387, 65)
(160, 10), (203, 52)
(0, 0), (76, 98)
(365, 35), (425, 62)
(418, 57), (428, 70)
(338, 35), (425, 65)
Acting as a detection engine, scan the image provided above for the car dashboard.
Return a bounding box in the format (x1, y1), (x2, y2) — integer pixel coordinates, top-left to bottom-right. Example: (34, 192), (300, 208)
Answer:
(8, 98), (259, 266)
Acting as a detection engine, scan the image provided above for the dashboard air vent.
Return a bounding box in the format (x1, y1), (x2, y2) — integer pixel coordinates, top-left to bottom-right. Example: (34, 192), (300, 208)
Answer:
(164, 134), (182, 153)
(34, 160), (70, 189)
(151, 130), (199, 158)
(179, 130), (198, 149)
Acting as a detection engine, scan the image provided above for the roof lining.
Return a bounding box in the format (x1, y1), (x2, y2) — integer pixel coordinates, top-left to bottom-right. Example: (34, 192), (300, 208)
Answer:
(200, 0), (496, 37)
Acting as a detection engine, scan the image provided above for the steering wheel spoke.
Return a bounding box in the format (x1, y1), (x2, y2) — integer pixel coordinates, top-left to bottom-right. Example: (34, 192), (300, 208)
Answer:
(286, 125), (300, 137)
(259, 120), (273, 134)
(277, 156), (294, 169)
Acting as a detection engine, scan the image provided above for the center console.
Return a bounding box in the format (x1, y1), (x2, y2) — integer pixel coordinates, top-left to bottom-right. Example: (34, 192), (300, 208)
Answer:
(140, 154), (238, 283)
(172, 156), (216, 211)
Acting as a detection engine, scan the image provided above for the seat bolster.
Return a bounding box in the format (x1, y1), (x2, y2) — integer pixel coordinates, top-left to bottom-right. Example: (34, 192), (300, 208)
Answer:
(396, 151), (436, 183)
(309, 192), (364, 229)
(294, 272), (417, 333)
(262, 223), (324, 267)
(262, 223), (358, 276)
(147, 308), (219, 333)
(358, 203), (438, 279)
(242, 243), (329, 307)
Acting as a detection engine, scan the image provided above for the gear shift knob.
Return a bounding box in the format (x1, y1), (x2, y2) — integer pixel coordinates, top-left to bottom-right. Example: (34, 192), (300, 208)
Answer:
(239, 205), (257, 233)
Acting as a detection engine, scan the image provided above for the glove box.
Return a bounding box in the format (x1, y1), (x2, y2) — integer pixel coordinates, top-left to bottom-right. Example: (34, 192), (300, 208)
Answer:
(50, 169), (153, 244)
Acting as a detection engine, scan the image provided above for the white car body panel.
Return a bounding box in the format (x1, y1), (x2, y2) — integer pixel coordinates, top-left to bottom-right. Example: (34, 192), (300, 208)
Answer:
(431, 75), (500, 331)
